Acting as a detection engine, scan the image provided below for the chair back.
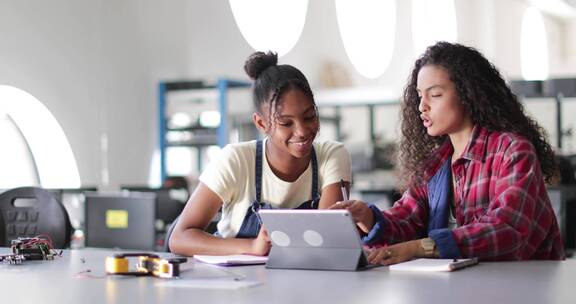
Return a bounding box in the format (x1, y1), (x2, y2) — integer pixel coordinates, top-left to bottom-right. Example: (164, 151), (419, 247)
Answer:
(156, 189), (185, 226)
(0, 187), (72, 248)
(163, 215), (180, 252)
(162, 214), (219, 252)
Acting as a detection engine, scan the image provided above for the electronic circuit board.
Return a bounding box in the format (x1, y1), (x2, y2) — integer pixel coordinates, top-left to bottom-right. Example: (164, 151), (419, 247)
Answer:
(0, 236), (61, 264)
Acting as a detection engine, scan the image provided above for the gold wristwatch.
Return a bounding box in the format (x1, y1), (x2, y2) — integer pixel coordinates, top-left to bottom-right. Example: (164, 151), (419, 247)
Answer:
(421, 238), (436, 257)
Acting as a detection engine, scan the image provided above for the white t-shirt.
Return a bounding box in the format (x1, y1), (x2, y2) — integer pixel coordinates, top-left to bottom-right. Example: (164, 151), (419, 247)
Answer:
(199, 138), (351, 238)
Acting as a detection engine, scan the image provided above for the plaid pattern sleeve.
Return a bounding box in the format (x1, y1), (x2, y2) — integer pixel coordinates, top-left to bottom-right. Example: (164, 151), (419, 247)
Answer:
(368, 126), (564, 260)
(363, 141), (447, 246)
(366, 137), (451, 246)
(450, 131), (564, 260)
(365, 184), (430, 245)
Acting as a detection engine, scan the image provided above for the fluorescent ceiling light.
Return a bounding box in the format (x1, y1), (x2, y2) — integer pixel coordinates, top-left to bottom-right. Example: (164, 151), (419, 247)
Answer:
(521, 7), (549, 80)
(335, 0), (396, 79)
(229, 0), (308, 56)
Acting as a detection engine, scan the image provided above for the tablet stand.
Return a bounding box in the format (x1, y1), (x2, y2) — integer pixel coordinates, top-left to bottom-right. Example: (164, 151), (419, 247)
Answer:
(266, 247), (369, 271)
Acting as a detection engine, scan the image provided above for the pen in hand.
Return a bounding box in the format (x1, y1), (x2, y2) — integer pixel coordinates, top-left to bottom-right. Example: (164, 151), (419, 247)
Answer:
(340, 179), (349, 201)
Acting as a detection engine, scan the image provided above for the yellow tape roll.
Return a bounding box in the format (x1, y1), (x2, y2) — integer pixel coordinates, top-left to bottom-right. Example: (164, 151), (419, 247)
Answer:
(105, 257), (129, 273)
(158, 262), (170, 274)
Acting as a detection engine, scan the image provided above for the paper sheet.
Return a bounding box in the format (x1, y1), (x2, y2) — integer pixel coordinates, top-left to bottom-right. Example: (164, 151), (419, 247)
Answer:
(194, 254), (268, 266)
(156, 279), (262, 290)
(389, 258), (479, 272)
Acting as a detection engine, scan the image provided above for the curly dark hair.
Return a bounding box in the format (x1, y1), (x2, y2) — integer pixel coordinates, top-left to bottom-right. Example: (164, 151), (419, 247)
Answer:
(399, 41), (557, 189)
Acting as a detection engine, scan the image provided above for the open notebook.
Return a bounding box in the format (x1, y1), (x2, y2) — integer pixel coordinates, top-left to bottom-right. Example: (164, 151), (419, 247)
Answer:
(389, 258), (479, 272)
(193, 254), (268, 266)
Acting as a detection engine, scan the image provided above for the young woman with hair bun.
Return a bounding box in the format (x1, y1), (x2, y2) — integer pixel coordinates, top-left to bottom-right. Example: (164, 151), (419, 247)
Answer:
(170, 51), (351, 256)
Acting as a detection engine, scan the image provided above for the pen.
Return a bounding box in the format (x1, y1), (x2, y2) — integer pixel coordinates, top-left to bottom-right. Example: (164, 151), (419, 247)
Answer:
(340, 179), (349, 201)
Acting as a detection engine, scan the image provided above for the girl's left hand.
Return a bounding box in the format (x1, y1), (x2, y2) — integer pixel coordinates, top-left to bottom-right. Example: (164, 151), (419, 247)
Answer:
(249, 227), (271, 256)
(366, 240), (420, 266)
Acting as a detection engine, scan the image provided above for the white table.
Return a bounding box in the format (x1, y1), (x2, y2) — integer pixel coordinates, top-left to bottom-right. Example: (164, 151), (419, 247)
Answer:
(1, 248), (573, 304)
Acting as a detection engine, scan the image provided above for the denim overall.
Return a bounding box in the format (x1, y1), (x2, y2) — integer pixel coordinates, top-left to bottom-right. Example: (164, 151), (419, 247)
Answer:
(236, 139), (320, 238)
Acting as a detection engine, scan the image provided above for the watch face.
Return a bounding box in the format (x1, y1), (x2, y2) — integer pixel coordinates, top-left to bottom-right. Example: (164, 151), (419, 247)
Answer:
(421, 238), (435, 250)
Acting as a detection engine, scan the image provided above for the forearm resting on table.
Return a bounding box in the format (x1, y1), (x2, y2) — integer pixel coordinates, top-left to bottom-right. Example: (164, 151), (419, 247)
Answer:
(170, 228), (254, 256)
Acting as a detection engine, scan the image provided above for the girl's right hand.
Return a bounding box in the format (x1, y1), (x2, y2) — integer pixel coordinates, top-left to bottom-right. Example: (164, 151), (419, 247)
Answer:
(249, 227), (272, 256)
(330, 200), (375, 233)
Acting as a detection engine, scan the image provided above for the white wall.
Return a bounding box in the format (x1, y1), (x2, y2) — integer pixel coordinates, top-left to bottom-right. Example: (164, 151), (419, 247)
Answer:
(0, 0), (575, 190)
(0, 0), (190, 189)
(563, 16), (576, 75)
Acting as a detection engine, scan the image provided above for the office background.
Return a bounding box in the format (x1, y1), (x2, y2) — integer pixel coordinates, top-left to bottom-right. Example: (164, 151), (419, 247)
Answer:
(0, 0), (575, 192)
(2, 3), (576, 302)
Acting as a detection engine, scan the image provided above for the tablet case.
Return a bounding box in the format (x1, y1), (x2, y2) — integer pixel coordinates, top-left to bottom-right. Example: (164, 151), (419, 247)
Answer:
(259, 210), (370, 271)
(267, 246), (370, 271)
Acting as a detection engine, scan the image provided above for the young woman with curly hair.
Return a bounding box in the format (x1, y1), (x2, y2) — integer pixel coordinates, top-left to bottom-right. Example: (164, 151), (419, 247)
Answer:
(332, 41), (564, 265)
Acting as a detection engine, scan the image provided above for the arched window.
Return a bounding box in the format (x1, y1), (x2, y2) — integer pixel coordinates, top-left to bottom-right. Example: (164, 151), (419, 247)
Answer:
(229, 0), (308, 56)
(0, 113), (39, 187)
(412, 0), (457, 56)
(0, 85), (80, 189)
(521, 7), (549, 80)
(335, 0), (396, 79)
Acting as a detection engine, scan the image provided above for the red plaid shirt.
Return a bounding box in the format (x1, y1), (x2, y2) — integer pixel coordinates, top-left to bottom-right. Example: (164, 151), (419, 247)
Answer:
(374, 126), (564, 260)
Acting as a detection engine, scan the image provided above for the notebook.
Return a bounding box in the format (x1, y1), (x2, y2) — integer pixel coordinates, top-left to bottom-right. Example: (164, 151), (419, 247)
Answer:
(389, 258), (479, 272)
(193, 254), (268, 266)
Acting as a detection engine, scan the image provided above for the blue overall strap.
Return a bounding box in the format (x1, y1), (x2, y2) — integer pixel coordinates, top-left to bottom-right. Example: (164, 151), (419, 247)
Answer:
(310, 146), (319, 200)
(427, 159), (451, 232)
(426, 159), (461, 258)
(255, 139), (263, 203)
(235, 140), (265, 239)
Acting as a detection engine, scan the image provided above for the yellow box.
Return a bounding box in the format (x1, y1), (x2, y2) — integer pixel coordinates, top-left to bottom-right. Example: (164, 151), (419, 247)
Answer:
(106, 209), (128, 229)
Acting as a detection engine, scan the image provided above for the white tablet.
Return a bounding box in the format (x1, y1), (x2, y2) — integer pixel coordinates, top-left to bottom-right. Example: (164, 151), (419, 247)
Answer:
(259, 209), (371, 271)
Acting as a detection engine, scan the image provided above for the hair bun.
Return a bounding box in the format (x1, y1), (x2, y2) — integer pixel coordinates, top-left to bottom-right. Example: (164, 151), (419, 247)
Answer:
(244, 51), (278, 80)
